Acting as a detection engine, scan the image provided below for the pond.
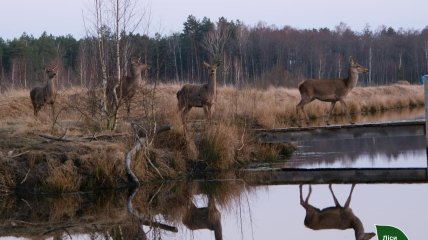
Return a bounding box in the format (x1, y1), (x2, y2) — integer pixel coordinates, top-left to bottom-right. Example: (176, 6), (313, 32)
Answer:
(1, 108), (427, 240)
(1, 182), (427, 240)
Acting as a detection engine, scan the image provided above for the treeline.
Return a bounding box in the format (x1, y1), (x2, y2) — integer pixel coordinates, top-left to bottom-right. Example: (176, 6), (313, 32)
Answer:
(1, 15), (428, 91)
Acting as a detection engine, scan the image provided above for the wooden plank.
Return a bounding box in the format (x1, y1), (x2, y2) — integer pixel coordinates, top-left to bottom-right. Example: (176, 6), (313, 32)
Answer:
(243, 168), (428, 185)
(255, 120), (425, 143)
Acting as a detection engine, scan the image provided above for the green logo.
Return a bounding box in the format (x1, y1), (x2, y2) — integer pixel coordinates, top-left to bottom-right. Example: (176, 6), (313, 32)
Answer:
(376, 225), (408, 240)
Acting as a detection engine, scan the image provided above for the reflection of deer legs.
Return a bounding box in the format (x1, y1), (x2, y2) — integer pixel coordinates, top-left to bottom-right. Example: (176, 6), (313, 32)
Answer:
(329, 183), (355, 208)
(183, 196), (223, 240)
(299, 184), (312, 207)
(300, 184), (375, 240)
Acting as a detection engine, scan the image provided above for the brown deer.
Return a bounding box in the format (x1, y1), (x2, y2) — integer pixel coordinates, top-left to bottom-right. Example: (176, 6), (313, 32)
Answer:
(30, 65), (58, 117)
(296, 57), (368, 125)
(176, 61), (220, 130)
(117, 58), (150, 115)
(182, 196), (222, 240)
(299, 184), (375, 240)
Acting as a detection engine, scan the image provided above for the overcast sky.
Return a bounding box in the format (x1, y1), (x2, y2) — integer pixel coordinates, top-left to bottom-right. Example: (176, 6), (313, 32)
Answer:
(0, 0), (427, 40)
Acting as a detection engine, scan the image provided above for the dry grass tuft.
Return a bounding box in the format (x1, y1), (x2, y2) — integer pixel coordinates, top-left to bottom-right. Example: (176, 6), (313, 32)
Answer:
(44, 160), (82, 192)
(79, 143), (126, 189)
(197, 123), (238, 170)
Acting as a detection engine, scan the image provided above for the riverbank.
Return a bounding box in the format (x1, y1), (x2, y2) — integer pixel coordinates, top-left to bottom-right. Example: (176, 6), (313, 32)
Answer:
(0, 84), (423, 193)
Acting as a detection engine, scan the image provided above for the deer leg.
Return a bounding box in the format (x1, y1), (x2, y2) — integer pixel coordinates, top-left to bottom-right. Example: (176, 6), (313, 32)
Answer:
(326, 102), (337, 125)
(339, 99), (354, 124)
(203, 105), (212, 123)
(329, 184), (341, 207)
(296, 104), (309, 126)
(181, 106), (191, 134)
(296, 98), (313, 125)
(344, 184), (356, 208)
(50, 103), (55, 120)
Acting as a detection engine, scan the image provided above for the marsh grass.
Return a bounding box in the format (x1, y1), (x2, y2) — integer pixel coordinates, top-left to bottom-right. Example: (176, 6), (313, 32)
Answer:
(45, 160), (81, 192)
(0, 83), (423, 192)
(197, 124), (238, 169)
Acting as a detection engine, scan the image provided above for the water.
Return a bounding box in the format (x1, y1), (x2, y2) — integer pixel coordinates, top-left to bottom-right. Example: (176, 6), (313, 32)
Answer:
(287, 135), (427, 169)
(1, 109), (427, 240)
(280, 107), (427, 169)
(1, 182), (428, 240)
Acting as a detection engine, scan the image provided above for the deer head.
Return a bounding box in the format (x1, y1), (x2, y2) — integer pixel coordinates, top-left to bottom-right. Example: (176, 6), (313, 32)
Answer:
(44, 65), (58, 79)
(203, 61), (220, 72)
(130, 57), (150, 75)
(349, 56), (369, 74)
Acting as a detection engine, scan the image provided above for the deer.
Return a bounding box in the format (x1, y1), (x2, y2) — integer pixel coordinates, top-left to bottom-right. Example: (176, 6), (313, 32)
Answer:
(30, 65), (58, 118)
(116, 57), (150, 115)
(176, 61), (220, 132)
(299, 184), (376, 240)
(296, 57), (369, 125)
(182, 196), (222, 240)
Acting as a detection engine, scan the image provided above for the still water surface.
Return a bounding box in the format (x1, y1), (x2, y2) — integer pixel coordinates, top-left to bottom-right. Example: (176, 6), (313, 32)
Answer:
(1, 183), (427, 240)
(1, 109), (427, 240)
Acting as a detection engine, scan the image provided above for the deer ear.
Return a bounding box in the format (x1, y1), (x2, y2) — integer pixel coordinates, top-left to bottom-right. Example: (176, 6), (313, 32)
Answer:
(203, 61), (210, 68)
(349, 56), (354, 64)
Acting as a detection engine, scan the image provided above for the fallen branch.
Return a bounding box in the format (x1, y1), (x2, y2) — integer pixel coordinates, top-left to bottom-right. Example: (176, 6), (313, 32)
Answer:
(81, 132), (129, 141)
(39, 134), (74, 142)
(7, 151), (29, 159)
(127, 186), (178, 233)
(125, 124), (172, 186)
(38, 133), (129, 142)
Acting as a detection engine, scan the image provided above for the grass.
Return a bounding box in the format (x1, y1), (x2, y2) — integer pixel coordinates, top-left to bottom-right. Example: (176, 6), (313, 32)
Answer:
(0, 83), (424, 192)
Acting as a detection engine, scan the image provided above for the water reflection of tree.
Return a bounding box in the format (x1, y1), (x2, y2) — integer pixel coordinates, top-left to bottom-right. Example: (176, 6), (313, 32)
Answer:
(0, 177), (249, 240)
(292, 135), (424, 167)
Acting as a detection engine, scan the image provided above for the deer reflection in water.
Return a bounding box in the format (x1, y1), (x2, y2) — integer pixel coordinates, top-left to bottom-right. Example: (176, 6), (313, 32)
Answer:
(182, 195), (223, 240)
(299, 184), (376, 240)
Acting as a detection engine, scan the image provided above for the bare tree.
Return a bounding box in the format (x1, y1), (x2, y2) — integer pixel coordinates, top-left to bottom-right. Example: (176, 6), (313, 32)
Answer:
(83, 0), (150, 130)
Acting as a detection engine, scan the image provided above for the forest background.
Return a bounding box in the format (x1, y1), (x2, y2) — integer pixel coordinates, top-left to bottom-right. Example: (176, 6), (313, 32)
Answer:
(1, 15), (428, 92)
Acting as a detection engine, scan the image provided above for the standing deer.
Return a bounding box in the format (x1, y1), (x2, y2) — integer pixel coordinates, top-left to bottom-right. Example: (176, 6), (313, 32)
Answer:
(300, 184), (375, 240)
(176, 61), (220, 131)
(296, 57), (369, 125)
(116, 58), (150, 115)
(182, 196), (222, 240)
(30, 65), (58, 117)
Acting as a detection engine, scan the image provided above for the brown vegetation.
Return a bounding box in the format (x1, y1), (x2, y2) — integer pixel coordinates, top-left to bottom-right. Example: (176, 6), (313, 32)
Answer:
(0, 180), (249, 239)
(0, 83), (424, 192)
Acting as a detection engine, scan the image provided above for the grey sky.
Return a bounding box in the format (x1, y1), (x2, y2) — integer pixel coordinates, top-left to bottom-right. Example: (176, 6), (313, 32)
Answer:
(0, 0), (427, 40)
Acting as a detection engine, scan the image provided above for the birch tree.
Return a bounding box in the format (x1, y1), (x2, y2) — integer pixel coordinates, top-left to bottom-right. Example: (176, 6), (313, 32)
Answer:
(84, 0), (150, 130)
